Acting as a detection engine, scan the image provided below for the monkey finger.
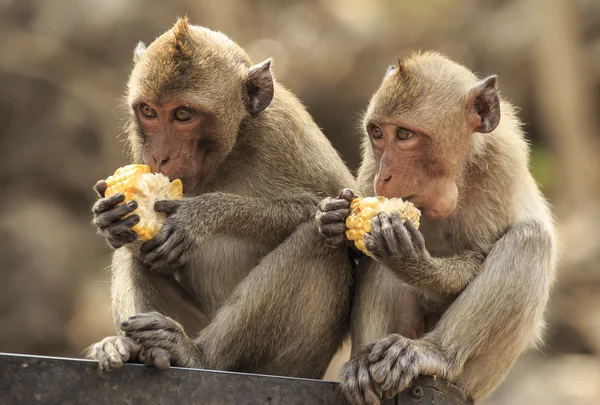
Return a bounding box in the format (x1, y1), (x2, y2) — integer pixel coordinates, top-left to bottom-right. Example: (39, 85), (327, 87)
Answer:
(140, 225), (175, 254)
(154, 200), (181, 215)
(320, 222), (347, 237)
(107, 231), (138, 249)
(364, 234), (384, 259)
(368, 334), (402, 363)
(318, 208), (351, 225)
(368, 216), (389, 256)
(318, 197), (350, 212)
(142, 234), (184, 268)
(338, 188), (356, 202)
(404, 220), (426, 252)
(378, 212), (399, 255)
(106, 215), (140, 235)
(389, 212), (412, 254)
(94, 201), (138, 229)
(94, 180), (107, 198)
(92, 193), (126, 215)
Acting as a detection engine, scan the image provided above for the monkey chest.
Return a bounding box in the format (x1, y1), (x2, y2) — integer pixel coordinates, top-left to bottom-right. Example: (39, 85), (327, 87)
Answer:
(177, 236), (270, 316)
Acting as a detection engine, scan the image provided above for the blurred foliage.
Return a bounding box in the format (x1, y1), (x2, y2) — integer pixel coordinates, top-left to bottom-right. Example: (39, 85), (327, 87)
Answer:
(0, 0), (599, 403)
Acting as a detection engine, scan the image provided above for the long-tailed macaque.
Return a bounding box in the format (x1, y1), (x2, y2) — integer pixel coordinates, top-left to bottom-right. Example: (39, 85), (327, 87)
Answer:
(316, 52), (556, 404)
(87, 17), (356, 379)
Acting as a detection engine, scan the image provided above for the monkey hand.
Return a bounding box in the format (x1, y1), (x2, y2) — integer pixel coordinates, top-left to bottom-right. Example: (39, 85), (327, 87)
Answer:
(364, 211), (432, 277)
(316, 188), (356, 248)
(121, 311), (202, 369)
(92, 180), (140, 249)
(139, 199), (196, 273)
(85, 335), (141, 372)
(367, 334), (431, 400)
(339, 343), (383, 405)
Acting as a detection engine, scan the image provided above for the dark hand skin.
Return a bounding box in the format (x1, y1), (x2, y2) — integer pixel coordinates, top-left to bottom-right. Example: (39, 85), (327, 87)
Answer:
(139, 200), (192, 273)
(121, 311), (202, 369)
(364, 211), (431, 277)
(316, 188), (356, 248)
(92, 180), (140, 249)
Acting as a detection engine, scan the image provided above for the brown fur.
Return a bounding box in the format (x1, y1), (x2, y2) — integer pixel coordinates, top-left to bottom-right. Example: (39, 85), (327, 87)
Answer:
(87, 17), (356, 379)
(318, 51), (556, 404)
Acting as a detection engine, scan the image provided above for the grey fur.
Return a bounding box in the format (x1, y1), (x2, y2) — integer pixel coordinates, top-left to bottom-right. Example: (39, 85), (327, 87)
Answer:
(86, 20), (356, 379)
(317, 52), (556, 404)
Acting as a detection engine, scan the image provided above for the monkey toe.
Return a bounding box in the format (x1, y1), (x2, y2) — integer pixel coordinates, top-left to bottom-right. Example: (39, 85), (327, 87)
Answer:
(138, 347), (171, 370)
(368, 334), (402, 363)
(122, 312), (184, 338)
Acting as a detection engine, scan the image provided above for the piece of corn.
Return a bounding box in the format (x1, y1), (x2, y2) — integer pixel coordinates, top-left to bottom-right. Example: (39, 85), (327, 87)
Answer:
(345, 196), (421, 256)
(104, 164), (183, 242)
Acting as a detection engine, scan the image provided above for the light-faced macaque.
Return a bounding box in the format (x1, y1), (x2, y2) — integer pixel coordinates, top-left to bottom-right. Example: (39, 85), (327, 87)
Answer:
(316, 52), (556, 404)
(87, 16), (356, 379)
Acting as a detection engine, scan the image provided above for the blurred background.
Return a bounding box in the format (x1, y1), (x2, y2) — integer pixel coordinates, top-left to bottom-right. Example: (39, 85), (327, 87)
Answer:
(1, 0), (599, 403)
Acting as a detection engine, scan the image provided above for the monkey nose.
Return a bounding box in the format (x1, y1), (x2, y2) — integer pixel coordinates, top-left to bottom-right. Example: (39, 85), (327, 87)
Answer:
(152, 155), (170, 171)
(383, 175), (392, 182)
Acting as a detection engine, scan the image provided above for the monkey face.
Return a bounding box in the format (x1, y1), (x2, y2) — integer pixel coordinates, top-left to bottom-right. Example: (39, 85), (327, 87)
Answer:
(366, 120), (459, 222)
(365, 51), (501, 221)
(124, 17), (275, 193)
(131, 101), (223, 192)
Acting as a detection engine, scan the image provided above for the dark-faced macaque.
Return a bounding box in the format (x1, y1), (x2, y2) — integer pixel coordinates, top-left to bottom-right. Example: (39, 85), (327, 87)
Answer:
(316, 52), (556, 404)
(87, 16), (356, 379)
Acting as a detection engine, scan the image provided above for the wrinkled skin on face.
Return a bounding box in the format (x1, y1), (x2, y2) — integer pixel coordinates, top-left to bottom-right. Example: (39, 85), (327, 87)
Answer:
(126, 20), (273, 193)
(364, 60), (499, 221)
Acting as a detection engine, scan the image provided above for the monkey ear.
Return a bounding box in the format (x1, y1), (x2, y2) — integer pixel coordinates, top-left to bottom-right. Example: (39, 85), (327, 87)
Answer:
(133, 41), (146, 64)
(244, 58), (274, 116)
(466, 75), (500, 133)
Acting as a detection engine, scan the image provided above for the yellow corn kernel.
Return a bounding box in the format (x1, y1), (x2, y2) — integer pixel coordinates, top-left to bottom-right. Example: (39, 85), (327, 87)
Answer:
(345, 196), (421, 256)
(104, 164), (184, 242)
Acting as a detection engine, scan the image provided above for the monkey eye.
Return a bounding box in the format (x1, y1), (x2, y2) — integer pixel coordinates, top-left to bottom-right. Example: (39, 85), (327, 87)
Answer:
(139, 103), (157, 118)
(369, 125), (384, 140)
(396, 127), (414, 141)
(174, 107), (195, 121)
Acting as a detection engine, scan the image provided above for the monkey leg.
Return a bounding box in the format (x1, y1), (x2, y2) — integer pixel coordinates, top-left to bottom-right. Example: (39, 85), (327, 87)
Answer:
(378, 220), (554, 400)
(110, 247), (210, 335)
(342, 260), (425, 404)
(193, 218), (353, 379)
(350, 259), (425, 351)
(87, 248), (209, 371)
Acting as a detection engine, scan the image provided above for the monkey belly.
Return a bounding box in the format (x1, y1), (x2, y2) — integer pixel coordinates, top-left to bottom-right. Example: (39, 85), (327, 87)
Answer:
(352, 261), (426, 349)
(176, 236), (270, 317)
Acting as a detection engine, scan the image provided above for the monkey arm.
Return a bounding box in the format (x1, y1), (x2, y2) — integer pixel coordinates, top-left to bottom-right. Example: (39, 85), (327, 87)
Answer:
(406, 248), (487, 298)
(364, 211), (488, 299)
(122, 220), (353, 376)
(138, 192), (320, 270)
(360, 219), (555, 401)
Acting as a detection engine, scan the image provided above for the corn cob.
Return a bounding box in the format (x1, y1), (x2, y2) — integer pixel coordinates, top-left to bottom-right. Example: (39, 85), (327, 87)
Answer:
(104, 164), (183, 242)
(345, 196), (421, 256)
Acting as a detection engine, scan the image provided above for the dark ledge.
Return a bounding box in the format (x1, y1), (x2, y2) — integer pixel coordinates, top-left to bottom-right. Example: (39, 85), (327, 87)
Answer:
(0, 352), (471, 405)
